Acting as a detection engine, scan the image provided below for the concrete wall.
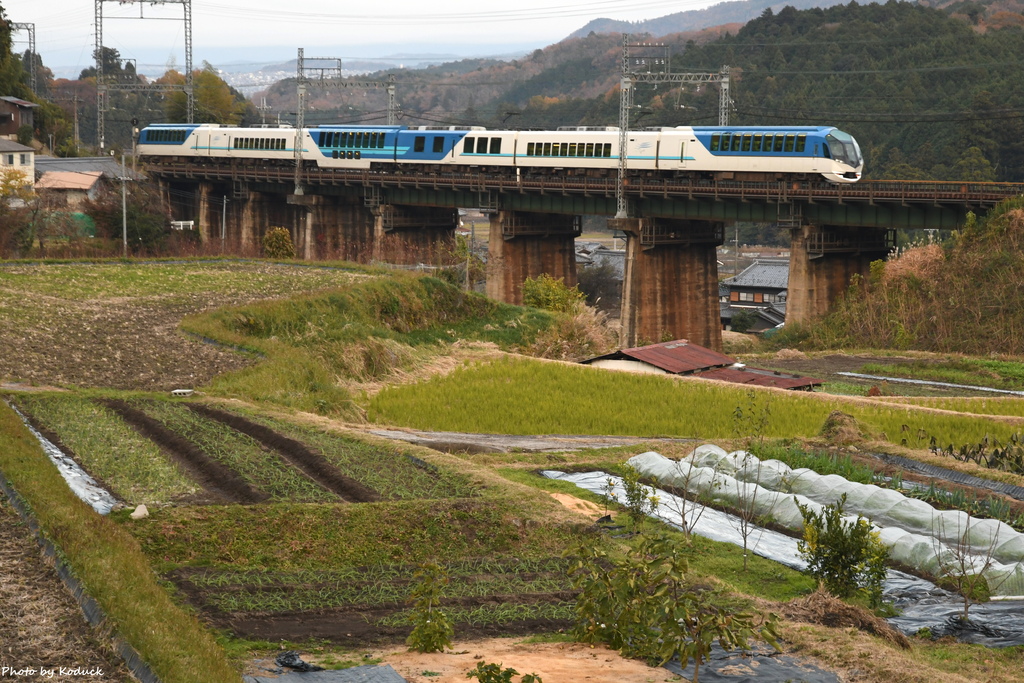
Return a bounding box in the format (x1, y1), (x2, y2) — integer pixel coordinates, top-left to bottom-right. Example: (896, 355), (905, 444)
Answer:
(485, 211), (578, 304)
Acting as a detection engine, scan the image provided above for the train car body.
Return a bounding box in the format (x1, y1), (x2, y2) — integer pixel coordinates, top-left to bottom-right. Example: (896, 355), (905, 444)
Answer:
(138, 122), (863, 183)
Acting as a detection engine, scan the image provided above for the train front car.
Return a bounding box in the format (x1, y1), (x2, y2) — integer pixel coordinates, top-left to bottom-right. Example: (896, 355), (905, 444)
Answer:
(822, 128), (863, 182)
(685, 125), (862, 183)
(137, 123), (206, 162)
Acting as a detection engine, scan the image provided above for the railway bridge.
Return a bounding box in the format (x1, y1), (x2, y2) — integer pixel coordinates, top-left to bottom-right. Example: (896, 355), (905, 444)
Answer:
(147, 159), (1024, 350)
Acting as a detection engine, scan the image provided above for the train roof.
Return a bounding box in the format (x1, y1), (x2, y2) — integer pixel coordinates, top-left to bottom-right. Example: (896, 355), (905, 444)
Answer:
(689, 126), (838, 133)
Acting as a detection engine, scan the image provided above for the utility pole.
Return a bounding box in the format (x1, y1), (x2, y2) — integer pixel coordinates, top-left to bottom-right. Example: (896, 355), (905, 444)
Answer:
(95, 0), (193, 151)
(616, 34), (732, 218)
(293, 47), (401, 194)
(221, 196), (227, 253)
(10, 23), (36, 94)
(121, 153), (128, 258)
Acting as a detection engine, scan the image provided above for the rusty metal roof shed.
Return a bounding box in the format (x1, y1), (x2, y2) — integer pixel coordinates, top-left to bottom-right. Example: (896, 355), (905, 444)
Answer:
(583, 339), (735, 375)
(699, 366), (822, 390)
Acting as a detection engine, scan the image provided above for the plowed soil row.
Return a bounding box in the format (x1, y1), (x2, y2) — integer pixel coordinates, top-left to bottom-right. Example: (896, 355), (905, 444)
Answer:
(103, 399), (269, 505)
(0, 497), (133, 679)
(189, 404), (380, 503)
(217, 596), (573, 645)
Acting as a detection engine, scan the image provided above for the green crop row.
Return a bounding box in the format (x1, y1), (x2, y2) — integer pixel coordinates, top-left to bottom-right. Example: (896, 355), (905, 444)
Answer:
(368, 357), (1023, 448)
(374, 601), (576, 628)
(132, 400), (337, 503)
(15, 394), (196, 504)
(206, 573), (571, 613)
(186, 557), (573, 589)
(239, 411), (479, 501)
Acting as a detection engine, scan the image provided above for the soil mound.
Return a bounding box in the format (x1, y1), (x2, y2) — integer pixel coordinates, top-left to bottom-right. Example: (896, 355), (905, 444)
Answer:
(781, 587), (911, 650)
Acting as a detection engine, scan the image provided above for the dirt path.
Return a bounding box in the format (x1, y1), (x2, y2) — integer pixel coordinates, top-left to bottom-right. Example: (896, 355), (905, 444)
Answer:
(0, 497), (132, 681)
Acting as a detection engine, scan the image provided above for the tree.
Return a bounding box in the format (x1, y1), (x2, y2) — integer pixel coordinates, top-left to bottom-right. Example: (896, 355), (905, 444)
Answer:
(797, 494), (889, 607)
(569, 533), (779, 683)
(932, 510), (1007, 620)
(0, 167), (35, 256)
(949, 146), (997, 182)
(262, 227), (295, 259)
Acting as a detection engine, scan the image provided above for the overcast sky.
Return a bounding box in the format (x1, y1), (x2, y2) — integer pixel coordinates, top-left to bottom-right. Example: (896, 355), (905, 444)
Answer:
(5, 0), (720, 76)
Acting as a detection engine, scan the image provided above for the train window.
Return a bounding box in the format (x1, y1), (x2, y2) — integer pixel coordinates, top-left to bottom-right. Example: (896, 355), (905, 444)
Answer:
(774, 136), (785, 152)
(784, 135), (795, 152)
(752, 134), (763, 152)
(561, 142), (569, 157)
(796, 134), (807, 152)
(603, 143), (612, 157)
(585, 143), (594, 157)
(378, 134), (386, 149)
(762, 135), (772, 152)
(710, 134), (720, 152)
(370, 132), (377, 147)
(355, 151), (361, 159)
(551, 143), (560, 156)
(731, 135), (742, 152)
(568, 143), (577, 156)
(433, 137), (444, 153)
(464, 137), (474, 153)
(742, 134), (752, 152)
(347, 150), (354, 159)
(526, 142), (535, 156)
(490, 138), (501, 154)
(414, 136), (426, 153)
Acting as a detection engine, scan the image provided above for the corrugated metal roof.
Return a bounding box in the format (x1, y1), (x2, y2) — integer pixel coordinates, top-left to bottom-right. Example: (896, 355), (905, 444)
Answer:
(619, 340), (735, 374)
(699, 366), (821, 390)
(0, 139), (33, 152)
(34, 156), (141, 180)
(36, 171), (103, 190)
(0, 96), (39, 108)
(723, 260), (789, 290)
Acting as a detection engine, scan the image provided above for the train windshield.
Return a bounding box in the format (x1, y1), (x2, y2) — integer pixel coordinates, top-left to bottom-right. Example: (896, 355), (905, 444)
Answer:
(826, 130), (862, 168)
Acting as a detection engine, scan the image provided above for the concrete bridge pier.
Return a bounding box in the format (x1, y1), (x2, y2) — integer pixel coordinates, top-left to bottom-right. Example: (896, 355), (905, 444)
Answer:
(373, 205), (458, 265)
(786, 223), (895, 324)
(613, 217), (724, 350)
(485, 211), (581, 304)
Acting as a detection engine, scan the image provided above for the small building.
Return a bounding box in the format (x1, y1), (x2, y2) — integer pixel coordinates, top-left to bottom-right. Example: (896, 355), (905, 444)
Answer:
(34, 155), (139, 181)
(582, 338), (821, 391)
(722, 259), (789, 309)
(720, 259), (790, 332)
(0, 96), (39, 138)
(0, 139), (34, 187)
(35, 171), (104, 209)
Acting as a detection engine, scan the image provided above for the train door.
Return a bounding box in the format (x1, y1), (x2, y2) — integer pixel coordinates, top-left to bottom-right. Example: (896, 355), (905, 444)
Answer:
(193, 129), (212, 155)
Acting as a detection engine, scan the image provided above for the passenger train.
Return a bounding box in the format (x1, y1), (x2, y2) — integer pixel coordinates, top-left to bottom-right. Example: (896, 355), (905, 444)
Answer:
(138, 122), (863, 183)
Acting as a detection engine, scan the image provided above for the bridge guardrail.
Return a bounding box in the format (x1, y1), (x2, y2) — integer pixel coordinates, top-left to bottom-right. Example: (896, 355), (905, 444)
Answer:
(144, 160), (1024, 207)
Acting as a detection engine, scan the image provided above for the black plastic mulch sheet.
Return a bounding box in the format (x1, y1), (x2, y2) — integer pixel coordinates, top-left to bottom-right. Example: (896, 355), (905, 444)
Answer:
(663, 643), (839, 683)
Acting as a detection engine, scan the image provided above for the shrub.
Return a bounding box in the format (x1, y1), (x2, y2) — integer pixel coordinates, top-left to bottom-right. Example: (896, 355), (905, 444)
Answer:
(406, 561), (454, 653)
(263, 226), (295, 259)
(466, 662), (542, 683)
(522, 274), (585, 313)
(797, 494), (889, 607)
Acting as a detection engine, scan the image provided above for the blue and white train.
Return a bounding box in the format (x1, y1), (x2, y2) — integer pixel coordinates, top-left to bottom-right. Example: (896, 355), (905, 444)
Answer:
(138, 122), (863, 183)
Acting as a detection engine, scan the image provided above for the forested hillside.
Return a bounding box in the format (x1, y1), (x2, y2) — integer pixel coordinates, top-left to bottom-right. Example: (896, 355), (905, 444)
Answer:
(260, 1), (1024, 181)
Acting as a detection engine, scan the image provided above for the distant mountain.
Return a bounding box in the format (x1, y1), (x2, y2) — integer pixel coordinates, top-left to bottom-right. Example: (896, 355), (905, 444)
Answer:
(569, 0), (849, 37)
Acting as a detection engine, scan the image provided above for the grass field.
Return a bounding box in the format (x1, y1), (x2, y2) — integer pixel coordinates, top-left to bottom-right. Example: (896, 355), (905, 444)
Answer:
(4, 260), (1024, 683)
